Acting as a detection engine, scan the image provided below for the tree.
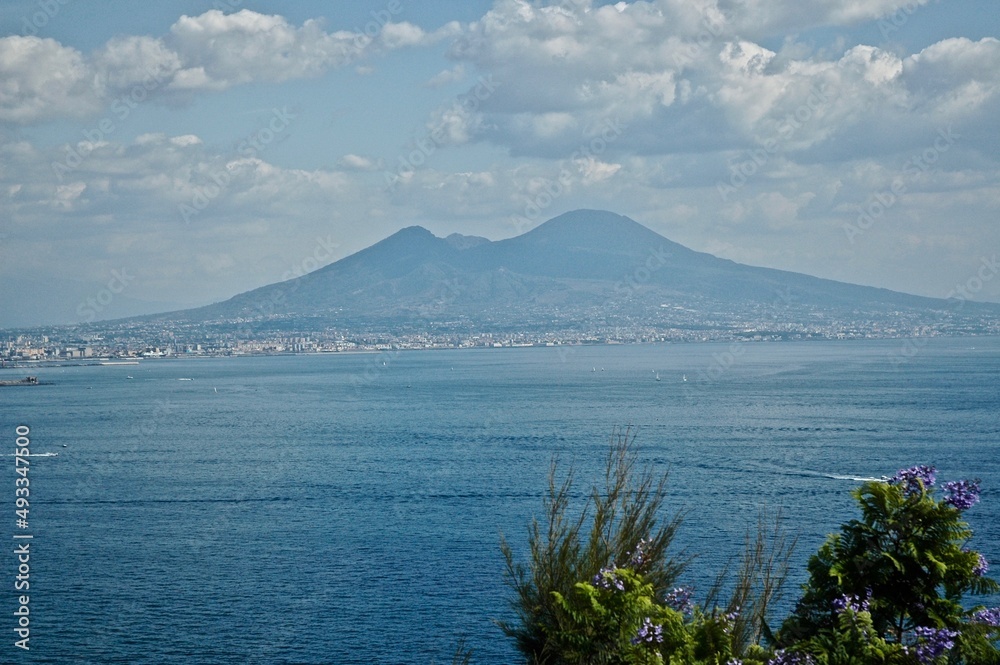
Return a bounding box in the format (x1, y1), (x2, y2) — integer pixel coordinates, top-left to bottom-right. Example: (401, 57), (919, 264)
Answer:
(497, 430), (793, 665)
(497, 450), (1000, 665)
(497, 428), (687, 664)
(779, 465), (1000, 663)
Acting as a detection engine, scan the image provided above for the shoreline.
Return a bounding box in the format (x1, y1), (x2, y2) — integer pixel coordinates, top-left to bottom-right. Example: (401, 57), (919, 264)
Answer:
(1, 333), (996, 369)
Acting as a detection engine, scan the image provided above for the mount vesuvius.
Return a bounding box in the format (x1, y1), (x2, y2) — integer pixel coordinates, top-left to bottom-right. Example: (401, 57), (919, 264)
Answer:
(152, 209), (994, 334)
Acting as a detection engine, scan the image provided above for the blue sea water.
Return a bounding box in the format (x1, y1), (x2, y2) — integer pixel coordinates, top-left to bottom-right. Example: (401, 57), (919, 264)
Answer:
(1, 337), (999, 664)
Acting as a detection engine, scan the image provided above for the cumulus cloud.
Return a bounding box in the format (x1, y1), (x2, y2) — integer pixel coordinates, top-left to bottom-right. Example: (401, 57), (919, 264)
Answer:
(0, 37), (101, 122)
(425, 64), (466, 88)
(0, 9), (443, 125)
(165, 10), (351, 89)
(435, 0), (1000, 167)
(575, 156), (622, 184)
(0, 130), (375, 306)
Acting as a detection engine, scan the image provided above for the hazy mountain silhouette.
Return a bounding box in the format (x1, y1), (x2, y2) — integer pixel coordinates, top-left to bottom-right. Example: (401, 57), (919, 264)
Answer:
(161, 209), (985, 328)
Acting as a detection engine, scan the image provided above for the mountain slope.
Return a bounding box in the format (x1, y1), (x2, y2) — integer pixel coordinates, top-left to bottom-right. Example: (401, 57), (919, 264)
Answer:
(162, 209), (989, 328)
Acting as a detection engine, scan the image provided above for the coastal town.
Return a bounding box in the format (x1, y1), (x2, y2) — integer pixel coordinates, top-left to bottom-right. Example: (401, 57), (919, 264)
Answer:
(3, 301), (997, 365)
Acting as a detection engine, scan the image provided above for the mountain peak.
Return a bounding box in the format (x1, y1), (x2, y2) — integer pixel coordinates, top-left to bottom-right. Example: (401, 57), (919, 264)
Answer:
(512, 209), (686, 255)
(392, 225), (437, 239)
(541, 209), (635, 227)
(164, 209), (987, 329)
(445, 232), (490, 250)
(367, 225), (442, 252)
(530, 209), (656, 237)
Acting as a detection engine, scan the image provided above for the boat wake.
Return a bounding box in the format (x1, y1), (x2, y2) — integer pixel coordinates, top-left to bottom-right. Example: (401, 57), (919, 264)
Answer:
(6, 452), (59, 457)
(822, 472), (884, 482)
(784, 467), (882, 482)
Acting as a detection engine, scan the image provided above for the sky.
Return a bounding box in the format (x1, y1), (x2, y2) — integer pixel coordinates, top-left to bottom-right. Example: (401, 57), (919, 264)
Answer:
(1, 0), (998, 327)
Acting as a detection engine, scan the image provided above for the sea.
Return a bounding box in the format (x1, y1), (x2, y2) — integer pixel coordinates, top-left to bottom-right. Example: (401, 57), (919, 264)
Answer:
(2, 337), (999, 664)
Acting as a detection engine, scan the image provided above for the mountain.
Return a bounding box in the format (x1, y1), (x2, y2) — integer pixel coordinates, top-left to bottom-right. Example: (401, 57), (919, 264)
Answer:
(154, 209), (994, 334)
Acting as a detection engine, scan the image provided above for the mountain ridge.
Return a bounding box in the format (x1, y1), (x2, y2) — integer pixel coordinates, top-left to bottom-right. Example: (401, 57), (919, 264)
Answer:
(149, 209), (995, 332)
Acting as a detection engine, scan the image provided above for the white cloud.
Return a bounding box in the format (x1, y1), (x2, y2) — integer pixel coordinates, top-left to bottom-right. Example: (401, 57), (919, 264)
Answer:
(0, 9), (446, 126)
(530, 112), (578, 138)
(904, 37), (1000, 111)
(575, 156), (622, 184)
(0, 37), (100, 122)
(436, 1), (1000, 168)
(0, 132), (369, 304)
(425, 64), (466, 88)
(170, 135), (203, 147)
(378, 22), (429, 50)
(337, 154), (380, 171)
(165, 10), (350, 88)
(91, 35), (182, 90)
(717, 0), (935, 37)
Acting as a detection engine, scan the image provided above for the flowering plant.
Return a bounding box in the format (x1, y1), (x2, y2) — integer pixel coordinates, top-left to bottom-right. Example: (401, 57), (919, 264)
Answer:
(501, 444), (1000, 665)
(779, 466), (999, 664)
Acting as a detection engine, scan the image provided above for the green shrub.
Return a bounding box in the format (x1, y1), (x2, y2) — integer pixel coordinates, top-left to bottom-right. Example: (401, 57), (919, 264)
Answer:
(497, 443), (1000, 665)
(779, 466), (1000, 664)
(497, 428), (686, 664)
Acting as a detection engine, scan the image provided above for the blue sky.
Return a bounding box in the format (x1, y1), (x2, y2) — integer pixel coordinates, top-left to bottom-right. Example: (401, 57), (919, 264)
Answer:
(1, 0), (998, 326)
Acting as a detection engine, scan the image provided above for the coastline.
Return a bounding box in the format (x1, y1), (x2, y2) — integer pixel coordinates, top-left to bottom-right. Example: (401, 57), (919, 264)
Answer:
(1, 333), (996, 370)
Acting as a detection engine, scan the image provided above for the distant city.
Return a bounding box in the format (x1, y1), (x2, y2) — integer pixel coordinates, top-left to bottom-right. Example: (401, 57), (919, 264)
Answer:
(3, 299), (997, 365)
(5, 212), (999, 365)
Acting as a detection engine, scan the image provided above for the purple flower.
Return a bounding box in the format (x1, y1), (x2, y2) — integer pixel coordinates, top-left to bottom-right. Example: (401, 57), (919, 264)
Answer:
(832, 591), (870, 614)
(913, 627), (958, 664)
(663, 587), (694, 614)
(768, 649), (816, 665)
(628, 538), (650, 569)
(972, 607), (1000, 627)
(719, 606), (741, 633)
(943, 479), (981, 511)
(631, 617), (663, 645)
(973, 553), (989, 577)
(592, 566), (625, 592)
(889, 465), (936, 496)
